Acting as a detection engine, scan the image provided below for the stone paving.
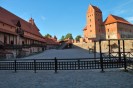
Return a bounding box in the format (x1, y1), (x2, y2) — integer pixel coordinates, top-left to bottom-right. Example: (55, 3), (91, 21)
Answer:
(0, 70), (133, 88)
(1, 48), (133, 88)
(20, 48), (100, 59)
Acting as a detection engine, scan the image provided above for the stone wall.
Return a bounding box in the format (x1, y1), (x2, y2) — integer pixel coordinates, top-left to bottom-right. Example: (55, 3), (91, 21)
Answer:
(73, 40), (133, 53)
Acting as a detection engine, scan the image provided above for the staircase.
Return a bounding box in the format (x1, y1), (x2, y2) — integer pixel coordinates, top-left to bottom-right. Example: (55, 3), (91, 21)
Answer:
(58, 42), (68, 49)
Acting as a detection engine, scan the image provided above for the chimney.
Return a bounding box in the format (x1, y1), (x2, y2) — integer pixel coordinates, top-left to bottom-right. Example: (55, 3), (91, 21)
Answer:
(29, 18), (34, 25)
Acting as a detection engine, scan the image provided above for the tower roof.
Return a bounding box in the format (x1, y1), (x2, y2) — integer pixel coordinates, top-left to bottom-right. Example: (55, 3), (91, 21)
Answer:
(104, 14), (132, 25)
(89, 5), (102, 13)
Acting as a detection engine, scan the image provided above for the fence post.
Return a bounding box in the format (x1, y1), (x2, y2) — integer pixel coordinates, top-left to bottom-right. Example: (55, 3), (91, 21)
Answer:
(78, 59), (80, 69)
(34, 60), (36, 73)
(94, 41), (96, 59)
(55, 57), (58, 73)
(99, 40), (104, 72)
(14, 60), (17, 72)
(123, 40), (128, 72)
(108, 40), (111, 60)
(118, 40), (121, 61)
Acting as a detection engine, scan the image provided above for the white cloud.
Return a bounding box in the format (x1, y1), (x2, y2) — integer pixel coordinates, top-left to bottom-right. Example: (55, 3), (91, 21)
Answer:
(113, 10), (126, 15)
(41, 16), (46, 21)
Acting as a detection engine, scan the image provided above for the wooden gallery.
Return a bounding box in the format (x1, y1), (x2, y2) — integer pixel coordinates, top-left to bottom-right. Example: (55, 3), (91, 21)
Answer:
(0, 7), (47, 59)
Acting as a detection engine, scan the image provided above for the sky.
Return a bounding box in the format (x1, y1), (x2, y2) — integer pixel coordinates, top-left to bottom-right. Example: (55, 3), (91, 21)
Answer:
(1, 0), (133, 40)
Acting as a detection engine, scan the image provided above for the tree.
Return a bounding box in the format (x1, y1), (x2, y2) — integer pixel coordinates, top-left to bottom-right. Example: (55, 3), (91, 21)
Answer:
(65, 33), (73, 40)
(44, 34), (52, 38)
(60, 35), (65, 41)
(75, 35), (81, 41)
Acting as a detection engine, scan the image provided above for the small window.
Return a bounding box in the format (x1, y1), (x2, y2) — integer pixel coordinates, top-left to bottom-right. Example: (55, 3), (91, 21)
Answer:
(108, 35), (110, 39)
(90, 30), (92, 32)
(90, 19), (91, 22)
(10, 40), (14, 45)
(90, 25), (91, 27)
(108, 29), (109, 32)
(22, 41), (24, 45)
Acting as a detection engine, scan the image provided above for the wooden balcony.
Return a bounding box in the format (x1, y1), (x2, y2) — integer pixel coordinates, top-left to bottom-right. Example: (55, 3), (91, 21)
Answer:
(31, 44), (46, 47)
(4, 44), (22, 49)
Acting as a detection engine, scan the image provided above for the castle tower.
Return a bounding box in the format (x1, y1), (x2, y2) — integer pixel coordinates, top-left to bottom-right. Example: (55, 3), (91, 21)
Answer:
(84, 5), (104, 42)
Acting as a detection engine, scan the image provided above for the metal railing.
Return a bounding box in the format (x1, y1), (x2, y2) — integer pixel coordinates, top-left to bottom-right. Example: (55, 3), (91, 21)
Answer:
(0, 57), (132, 73)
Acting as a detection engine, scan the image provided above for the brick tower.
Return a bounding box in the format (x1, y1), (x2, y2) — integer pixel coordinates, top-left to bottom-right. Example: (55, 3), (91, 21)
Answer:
(84, 5), (104, 42)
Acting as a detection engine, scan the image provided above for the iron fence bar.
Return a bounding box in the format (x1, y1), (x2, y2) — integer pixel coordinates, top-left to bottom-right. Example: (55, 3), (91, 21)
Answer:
(34, 60), (36, 73)
(94, 42), (96, 59)
(108, 40), (111, 60)
(118, 40), (121, 61)
(54, 57), (57, 73)
(123, 40), (127, 71)
(14, 60), (17, 72)
(78, 59), (80, 69)
(99, 40), (104, 72)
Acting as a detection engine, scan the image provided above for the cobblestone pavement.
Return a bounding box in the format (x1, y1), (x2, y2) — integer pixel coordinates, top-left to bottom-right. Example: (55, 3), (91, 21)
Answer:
(0, 70), (133, 88)
(1, 49), (133, 88)
(20, 48), (100, 59)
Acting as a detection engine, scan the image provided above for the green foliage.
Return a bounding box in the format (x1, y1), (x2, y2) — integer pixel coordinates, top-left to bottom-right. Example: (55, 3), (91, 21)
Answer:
(60, 35), (65, 41)
(65, 33), (73, 39)
(44, 34), (52, 38)
(75, 35), (81, 41)
(60, 33), (73, 41)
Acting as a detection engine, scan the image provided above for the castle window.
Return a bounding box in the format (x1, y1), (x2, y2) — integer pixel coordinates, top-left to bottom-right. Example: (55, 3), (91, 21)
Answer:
(108, 35), (110, 39)
(4, 35), (7, 44)
(90, 25), (91, 27)
(90, 30), (92, 32)
(90, 19), (91, 22)
(108, 29), (109, 32)
(10, 40), (14, 45)
(22, 41), (24, 45)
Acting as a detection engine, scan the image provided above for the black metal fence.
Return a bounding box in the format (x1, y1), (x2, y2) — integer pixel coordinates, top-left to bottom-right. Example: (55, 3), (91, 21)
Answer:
(0, 39), (133, 73)
(0, 57), (132, 73)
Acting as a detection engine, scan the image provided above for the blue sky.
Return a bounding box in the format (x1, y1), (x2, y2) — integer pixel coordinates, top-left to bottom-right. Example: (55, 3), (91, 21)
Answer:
(1, 0), (133, 40)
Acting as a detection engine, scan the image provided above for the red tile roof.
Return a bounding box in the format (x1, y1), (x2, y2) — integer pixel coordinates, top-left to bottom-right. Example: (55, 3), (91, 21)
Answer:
(104, 14), (132, 25)
(44, 37), (59, 45)
(83, 26), (87, 31)
(0, 6), (45, 42)
(0, 28), (17, 35)
(91, 5), (102, 13)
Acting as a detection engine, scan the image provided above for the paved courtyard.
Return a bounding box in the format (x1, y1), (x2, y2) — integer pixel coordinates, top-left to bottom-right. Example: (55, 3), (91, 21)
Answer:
(20, 48), (100, 59)
(0, 48), (133, 88)
(0, 70), (133, 88)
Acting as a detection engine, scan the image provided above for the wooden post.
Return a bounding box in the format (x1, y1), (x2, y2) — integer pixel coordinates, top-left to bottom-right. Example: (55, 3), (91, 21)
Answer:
(99, 40), (104, 72)
(118, 40), (121, 61)
(55, 57), (58, 73)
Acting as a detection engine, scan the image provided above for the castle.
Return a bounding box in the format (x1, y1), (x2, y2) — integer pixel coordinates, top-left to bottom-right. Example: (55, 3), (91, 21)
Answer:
(83, 5), (133, 43)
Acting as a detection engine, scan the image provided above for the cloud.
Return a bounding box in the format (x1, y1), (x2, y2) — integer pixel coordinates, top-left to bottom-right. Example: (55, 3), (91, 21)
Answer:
(41, 16), (46, 21)
(126, 17), (133, 23)
(105, 0), (133, 15)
